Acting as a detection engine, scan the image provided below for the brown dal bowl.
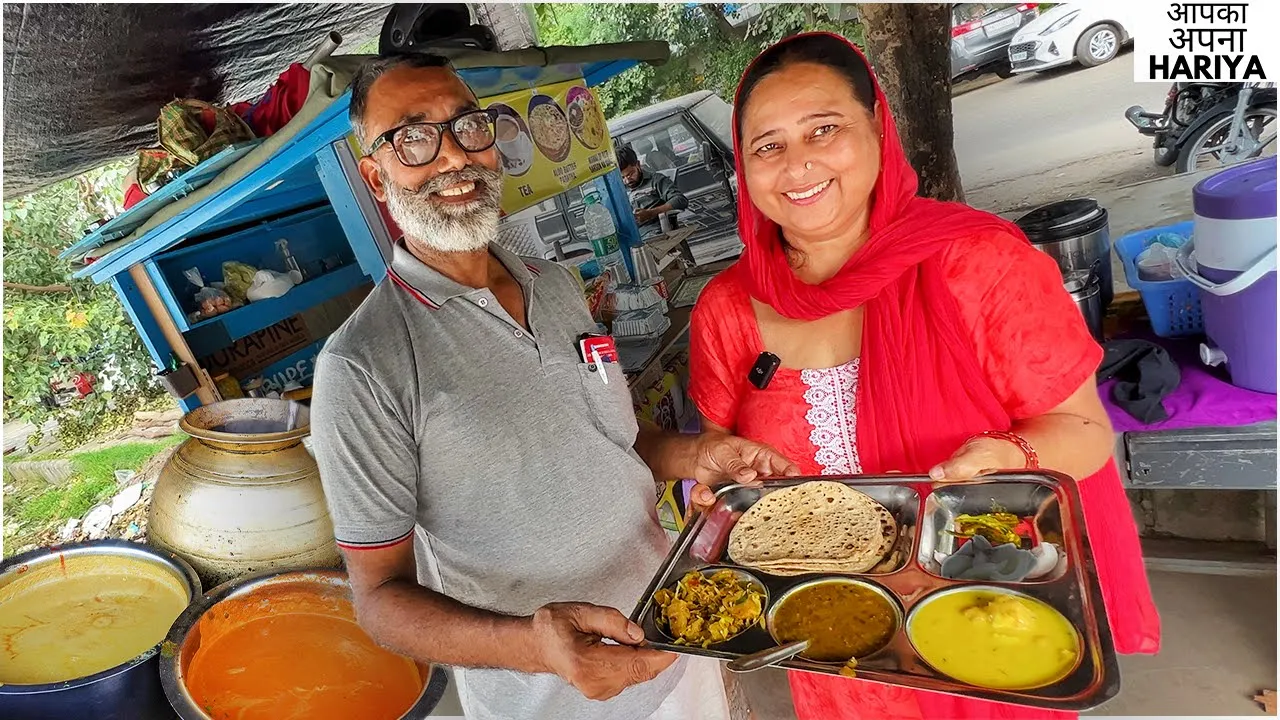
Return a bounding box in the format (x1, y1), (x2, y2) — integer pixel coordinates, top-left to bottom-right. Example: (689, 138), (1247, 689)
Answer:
(766, 577), (902, 664)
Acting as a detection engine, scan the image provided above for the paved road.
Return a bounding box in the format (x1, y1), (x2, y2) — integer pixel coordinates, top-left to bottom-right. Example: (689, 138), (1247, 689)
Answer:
(952, 51), (1173, 214)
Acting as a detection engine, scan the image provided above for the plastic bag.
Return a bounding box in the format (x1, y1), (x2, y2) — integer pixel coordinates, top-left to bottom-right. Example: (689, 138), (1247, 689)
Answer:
(222, 261), (258, 303)
(1136, 242), (1181, 281)
(1149, 232), (1189, 249)
(246, 269), (297, 302)
(184, 268), (234, 318)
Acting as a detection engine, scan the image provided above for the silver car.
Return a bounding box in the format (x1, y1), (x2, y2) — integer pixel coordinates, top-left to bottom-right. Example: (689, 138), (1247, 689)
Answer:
(951, 3), (1042, 80)
(1009, 4), (1136, 74)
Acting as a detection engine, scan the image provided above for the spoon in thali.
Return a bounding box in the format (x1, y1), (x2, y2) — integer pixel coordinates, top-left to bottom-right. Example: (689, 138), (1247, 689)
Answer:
(726, 639), (810, 673)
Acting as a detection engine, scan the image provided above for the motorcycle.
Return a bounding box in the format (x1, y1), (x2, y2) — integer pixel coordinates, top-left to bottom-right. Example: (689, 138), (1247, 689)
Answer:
(1125, 81), (1276, 173)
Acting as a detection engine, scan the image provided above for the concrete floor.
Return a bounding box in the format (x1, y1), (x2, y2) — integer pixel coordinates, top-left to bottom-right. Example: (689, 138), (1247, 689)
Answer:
(1087, 570), (1277, 717)
(430, 569), (1277, 718)
(951, 51), (1170, 215)
(736, 570), (1279, 720)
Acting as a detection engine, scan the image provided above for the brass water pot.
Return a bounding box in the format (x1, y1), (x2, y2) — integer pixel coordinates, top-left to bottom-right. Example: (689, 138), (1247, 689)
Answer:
(148, 399), (341, 587)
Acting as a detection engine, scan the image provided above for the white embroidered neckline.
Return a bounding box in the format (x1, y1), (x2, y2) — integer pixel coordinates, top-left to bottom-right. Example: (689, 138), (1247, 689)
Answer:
(800, 358), (862, 475)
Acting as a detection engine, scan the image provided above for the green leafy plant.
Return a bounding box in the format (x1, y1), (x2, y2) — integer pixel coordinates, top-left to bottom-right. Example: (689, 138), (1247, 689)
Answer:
(3, 163), (165, 447)
(534, 3), (865, 118)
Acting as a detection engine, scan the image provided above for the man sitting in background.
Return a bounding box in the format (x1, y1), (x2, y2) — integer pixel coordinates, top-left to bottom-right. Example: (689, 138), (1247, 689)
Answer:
(618, 145), (688, 233)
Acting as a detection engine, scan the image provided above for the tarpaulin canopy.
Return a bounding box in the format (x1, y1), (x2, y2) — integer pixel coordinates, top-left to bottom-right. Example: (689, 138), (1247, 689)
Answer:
(2, 2), (392, 198)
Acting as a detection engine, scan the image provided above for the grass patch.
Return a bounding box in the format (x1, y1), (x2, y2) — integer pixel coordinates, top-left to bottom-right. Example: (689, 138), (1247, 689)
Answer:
(19, 476), (117, 524)
(71, 435), (185, 488)
(6, 435), (186, 546)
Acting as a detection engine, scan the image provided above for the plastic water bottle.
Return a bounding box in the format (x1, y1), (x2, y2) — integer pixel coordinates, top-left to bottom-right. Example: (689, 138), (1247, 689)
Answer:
(583, 190), (625, 286)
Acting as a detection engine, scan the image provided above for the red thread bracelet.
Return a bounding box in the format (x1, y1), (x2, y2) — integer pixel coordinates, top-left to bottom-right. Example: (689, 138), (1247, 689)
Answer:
(974, 430), (1040, 469)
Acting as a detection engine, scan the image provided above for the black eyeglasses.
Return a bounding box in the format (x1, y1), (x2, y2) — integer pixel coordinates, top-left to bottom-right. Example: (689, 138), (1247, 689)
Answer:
(368, 109), (499, 167)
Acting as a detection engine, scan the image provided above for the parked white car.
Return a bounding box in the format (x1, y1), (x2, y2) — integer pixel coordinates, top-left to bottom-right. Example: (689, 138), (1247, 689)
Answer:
(1008, 3), (1136, 73)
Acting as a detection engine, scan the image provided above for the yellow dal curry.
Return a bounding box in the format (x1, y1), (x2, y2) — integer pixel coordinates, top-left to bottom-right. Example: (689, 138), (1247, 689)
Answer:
(909, 588), (1080, 690)
(771, 581), (899, 663)
(0, 554), (190, 684)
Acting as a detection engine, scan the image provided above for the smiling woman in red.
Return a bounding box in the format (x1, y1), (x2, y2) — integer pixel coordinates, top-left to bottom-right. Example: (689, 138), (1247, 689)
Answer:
(687, 33), (1161, 719)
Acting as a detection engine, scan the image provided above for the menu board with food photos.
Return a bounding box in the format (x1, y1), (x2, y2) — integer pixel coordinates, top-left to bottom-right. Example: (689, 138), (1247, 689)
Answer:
(480, 77), (617, 215)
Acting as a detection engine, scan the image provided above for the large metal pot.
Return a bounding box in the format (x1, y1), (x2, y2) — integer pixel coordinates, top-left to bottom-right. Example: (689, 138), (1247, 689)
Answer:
(1015, 198), (1114, 309)
(161, 569), (447, 719)
(0, 540), (200, 720)
(1064, 270), (1105, 343)
(148, 399), (341, 588)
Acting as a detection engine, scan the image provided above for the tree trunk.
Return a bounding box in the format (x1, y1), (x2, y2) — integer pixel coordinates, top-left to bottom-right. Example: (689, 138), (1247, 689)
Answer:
(701, 4), (749, 42)
(859, 3), (965, 203)
(472, 3), (539, 50)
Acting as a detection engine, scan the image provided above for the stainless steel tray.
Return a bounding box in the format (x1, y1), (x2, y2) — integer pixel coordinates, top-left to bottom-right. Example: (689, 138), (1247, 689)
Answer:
(630, 473), (1120, 711)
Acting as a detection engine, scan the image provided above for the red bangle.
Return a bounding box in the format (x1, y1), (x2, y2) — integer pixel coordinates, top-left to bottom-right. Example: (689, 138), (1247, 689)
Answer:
(973, 430), (1040, 470)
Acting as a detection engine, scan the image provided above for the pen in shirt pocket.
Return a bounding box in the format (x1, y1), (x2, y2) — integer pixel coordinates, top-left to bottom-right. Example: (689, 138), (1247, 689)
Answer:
(578, 333), (620, 385)
(592, 349), (609, 385)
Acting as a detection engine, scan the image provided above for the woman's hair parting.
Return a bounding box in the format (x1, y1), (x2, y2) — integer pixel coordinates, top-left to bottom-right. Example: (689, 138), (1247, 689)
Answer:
(735, 34), (876, 139)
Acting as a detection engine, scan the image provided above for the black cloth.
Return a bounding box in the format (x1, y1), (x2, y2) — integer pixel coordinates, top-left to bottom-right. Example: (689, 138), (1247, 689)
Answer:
(1097, 339), (1182, 423)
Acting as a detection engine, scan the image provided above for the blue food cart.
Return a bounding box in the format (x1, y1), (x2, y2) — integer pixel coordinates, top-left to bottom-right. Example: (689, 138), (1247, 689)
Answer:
(61, 43), (669, 413)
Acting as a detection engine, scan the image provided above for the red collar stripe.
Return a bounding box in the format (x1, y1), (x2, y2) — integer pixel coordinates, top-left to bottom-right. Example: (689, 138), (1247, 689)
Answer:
(336, 529), (414, 551)
(386, 267), (440, 309)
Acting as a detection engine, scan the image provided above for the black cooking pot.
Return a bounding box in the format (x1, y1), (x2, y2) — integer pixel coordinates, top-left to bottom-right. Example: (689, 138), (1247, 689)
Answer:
(0, 540), (200, 720)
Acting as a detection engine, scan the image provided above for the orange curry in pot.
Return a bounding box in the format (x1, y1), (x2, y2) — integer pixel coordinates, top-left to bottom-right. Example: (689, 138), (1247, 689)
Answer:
(184, 582), (422, 720)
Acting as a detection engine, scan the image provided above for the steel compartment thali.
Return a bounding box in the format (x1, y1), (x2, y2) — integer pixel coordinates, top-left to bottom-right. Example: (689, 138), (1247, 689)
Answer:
(629, 472), (1120, 711)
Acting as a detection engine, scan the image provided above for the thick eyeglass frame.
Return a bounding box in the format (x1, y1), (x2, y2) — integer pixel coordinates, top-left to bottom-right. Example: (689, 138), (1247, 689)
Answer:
(367, 108), (499, 167)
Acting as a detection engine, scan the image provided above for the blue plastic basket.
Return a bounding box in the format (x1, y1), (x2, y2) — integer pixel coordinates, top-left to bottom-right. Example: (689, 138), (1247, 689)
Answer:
(1113, 221), (1204, 338)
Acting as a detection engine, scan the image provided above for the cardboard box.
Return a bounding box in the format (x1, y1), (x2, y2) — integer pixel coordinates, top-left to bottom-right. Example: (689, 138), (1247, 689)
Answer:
(196, 284), (372, 387)
(259, 340), (329, 393)
(299, 285), (372, 339)
(199, 315), (312, 380)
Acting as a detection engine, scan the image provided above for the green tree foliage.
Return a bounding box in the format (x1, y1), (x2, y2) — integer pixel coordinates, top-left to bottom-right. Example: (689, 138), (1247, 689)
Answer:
(535, 3), (865, 117)
(3, 163), (162, 445)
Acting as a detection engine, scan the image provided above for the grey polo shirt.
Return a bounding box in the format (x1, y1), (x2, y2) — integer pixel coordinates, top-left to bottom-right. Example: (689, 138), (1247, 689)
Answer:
(310, 242), (683, 720)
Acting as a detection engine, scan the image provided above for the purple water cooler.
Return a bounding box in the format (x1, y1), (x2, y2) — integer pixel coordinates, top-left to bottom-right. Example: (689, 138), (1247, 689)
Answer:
(1175, 156), (1277, 394)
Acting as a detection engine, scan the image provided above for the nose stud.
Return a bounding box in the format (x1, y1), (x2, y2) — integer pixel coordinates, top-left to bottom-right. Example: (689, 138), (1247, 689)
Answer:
(806, 162), (813, 170)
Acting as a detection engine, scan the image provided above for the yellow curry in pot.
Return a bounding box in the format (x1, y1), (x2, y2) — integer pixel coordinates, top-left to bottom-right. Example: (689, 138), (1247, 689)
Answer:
(909, 588), (1080, 690)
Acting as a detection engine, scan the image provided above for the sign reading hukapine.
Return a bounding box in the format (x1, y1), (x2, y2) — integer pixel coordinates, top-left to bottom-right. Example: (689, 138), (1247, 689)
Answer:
(1134, 1), (1275, 81)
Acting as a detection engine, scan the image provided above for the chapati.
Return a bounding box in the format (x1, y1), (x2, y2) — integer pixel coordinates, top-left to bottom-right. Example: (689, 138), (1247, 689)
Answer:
(727, 481), (896, 574)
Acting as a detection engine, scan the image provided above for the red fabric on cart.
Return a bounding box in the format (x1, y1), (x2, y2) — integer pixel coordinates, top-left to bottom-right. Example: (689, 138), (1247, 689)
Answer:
(122, 182), (148, 210)
(235, 63), (311, 138)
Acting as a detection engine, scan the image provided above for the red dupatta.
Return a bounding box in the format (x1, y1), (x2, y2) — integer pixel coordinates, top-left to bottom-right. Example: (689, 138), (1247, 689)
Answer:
(731, 32), (1028, 473)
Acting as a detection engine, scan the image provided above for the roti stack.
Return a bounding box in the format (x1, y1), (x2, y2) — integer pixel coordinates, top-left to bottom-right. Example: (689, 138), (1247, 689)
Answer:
(727, 481), (897, 575)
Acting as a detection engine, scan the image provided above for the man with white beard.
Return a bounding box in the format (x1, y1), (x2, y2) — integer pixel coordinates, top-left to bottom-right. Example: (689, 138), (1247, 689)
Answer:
(309, 54), (798, 720)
